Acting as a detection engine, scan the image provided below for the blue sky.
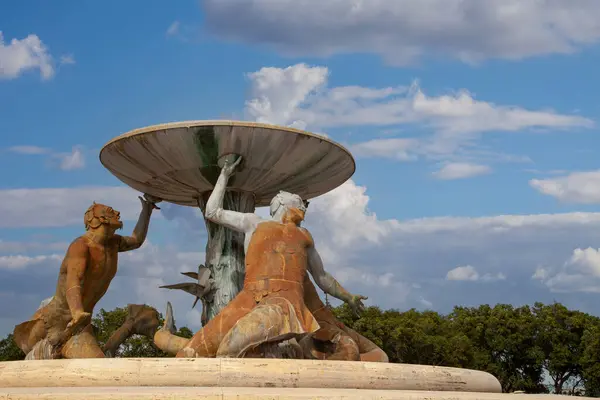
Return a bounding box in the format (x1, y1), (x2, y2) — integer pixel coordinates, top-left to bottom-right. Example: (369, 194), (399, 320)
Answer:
(2, 0), (600, 337)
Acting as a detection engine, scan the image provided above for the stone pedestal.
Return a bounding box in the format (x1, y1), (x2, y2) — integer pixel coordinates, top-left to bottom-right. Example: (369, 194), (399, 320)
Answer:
(0, 358), (585, 399)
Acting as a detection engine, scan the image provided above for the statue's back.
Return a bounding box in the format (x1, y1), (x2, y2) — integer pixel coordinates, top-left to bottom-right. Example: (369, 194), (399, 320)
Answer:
(244, 221), (313, 286)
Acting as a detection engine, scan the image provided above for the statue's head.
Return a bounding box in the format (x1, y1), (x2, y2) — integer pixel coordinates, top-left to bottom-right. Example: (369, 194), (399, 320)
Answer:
(269, 191), (309, 225)
(84, 202), (123, 232)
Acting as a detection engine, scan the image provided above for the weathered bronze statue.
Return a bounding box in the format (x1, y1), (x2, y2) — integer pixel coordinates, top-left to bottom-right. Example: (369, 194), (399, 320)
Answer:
(154, 157), (367, 358)
(13, 195), (161, 359)
(159, 272), (388, 362)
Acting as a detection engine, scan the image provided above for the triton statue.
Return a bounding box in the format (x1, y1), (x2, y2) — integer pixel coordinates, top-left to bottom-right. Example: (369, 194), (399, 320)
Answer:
(154, 156), (367, 358)
(13, 195), (161, 359)
(161, 271), (389, 362)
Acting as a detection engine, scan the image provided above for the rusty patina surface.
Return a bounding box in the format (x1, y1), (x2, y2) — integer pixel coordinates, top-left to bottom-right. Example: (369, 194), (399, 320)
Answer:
(158, 270), (389, 361)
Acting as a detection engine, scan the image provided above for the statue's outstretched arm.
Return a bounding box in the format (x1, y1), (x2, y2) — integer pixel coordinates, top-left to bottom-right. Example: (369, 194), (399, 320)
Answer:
(65, 238), (90, 320)
(205, 158), (261, 233)
(118, 195), (160, 252)
(306, 244), (352, 303)
(306, 233), (367, 317)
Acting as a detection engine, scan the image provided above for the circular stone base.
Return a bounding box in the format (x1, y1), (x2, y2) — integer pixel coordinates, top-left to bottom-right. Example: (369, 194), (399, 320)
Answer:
(1, 359), (592, 399)
(0, 358), (501, 393)
(0, 387), (585, 400)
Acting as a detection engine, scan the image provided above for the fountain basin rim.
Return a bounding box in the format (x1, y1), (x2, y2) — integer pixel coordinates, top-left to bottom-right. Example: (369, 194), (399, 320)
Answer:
(99, 120), (355, 172)
(98, 120), (356, 207)
(0, 358), (502, 393)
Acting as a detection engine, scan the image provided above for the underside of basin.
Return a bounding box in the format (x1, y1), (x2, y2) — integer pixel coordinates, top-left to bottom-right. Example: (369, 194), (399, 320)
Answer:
(99, 120), (356, 207)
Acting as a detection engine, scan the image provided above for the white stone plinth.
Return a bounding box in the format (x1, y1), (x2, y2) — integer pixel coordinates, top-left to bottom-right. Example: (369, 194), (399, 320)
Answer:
(0, 358), (501, 393)
(1, 358), (592, 399)
(0, 387), (591, 400)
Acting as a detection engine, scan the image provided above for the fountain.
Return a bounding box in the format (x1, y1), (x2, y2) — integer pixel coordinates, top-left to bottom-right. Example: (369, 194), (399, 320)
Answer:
(0, 121), (589, 399)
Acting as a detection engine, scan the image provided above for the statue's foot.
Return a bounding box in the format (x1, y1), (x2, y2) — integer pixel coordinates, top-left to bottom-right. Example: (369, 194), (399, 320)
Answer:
(129, 305), (161, 338)
(162, 302), (176, 334)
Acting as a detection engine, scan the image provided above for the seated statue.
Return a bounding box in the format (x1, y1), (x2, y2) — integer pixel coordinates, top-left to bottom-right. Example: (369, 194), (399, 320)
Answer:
(158, 272), (388, 362)
(13, 195), (161, 359)
(154, 156), (367, 358)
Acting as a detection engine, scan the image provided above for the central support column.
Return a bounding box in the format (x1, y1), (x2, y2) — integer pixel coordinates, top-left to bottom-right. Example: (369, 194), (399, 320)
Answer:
(199, 190), (255, 322)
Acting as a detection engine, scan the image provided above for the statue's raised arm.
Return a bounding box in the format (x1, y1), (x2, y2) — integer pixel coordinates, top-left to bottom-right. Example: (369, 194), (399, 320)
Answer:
(116, 194), (162, 252)
(204, 156), (262, 234)
(306, 238), (368, 317)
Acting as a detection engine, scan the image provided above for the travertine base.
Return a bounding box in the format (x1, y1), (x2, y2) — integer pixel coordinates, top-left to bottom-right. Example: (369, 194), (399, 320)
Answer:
(0, 387), (589, 400)
(0, 358), (501, 392)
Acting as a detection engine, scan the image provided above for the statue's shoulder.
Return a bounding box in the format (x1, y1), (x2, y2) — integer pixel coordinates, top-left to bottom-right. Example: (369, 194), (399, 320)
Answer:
(71, 235), (88, 245)
(255, 220), (278, 229)
(298, 226), (314, 244)
(68, 236), (90, 251)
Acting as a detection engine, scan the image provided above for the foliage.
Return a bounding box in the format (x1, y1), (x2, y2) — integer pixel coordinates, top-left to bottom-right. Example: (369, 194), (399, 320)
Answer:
(532, 303), (590, 394)
(334, 302), (598, 396)
(580, 319), (600, 396)
(0, 334), (24, 361)
(448, 304), (546, 393)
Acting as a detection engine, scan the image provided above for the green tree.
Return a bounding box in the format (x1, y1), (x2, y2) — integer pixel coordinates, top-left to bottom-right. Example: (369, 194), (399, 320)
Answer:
(581, 320), (600, 397)
(532, 303), (588, 394)
(334, 305), (473, 367)
(448, 304), (546, 393)
(0, 334), (25, 361)
(381, 309), (472, 367)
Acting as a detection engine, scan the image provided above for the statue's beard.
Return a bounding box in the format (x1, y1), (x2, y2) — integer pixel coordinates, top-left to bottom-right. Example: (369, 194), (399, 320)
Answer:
(283, 208), (305, 225)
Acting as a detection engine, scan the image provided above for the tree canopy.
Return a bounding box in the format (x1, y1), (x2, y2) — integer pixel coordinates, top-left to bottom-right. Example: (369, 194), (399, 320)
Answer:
(332, 302), (599, 395)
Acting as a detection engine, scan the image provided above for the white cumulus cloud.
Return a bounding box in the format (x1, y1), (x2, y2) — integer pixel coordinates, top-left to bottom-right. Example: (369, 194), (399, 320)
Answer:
(433, 163), (492, 180)
(56, 146), (85, 171)
(0, 186), (148, 228)
(0, 31), (55, 80)
(244, 64), (592, 168)
(447, 265), (479, 281)
(8, 146), (50, 155)
(534, 247), (600, 293)
(446, 265), (505, 282)
(530, 170), (600, 204)
(6, 144), (86, 171)
(0, 254), (62, 270)
(202, 0), (600, 65)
